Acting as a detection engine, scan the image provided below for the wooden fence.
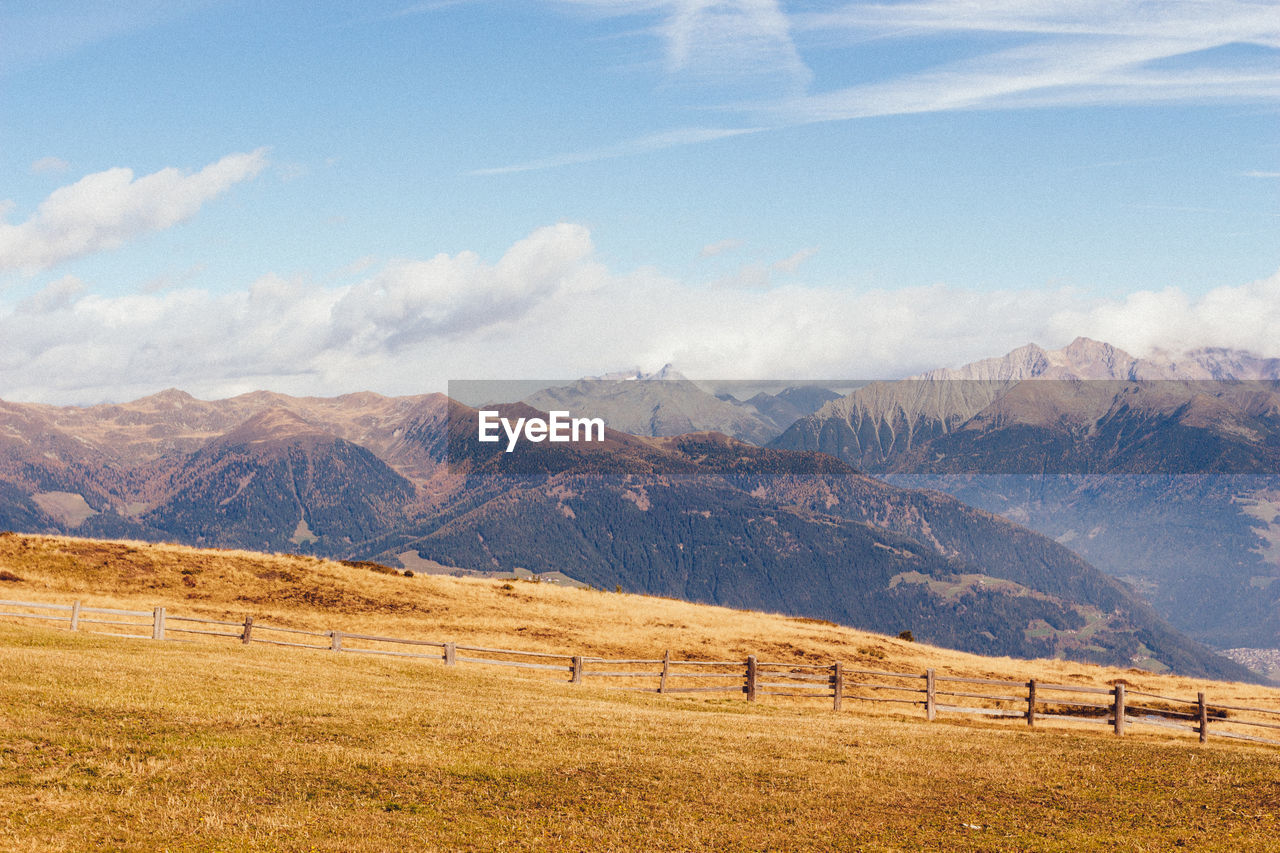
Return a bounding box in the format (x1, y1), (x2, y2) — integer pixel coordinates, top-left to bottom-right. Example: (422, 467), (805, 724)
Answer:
(4, 597), (1279, 749)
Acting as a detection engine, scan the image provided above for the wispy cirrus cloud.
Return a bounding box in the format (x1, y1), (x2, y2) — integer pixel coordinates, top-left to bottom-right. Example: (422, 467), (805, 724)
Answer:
(0, 149), (268, 275)
(465, 1), (802, 174)
(478, 0), (1280, 173)
(388, 0), (475, 15)
(771, 246), (817, 274)
(340, 0), (476, 27)
(0, 0), (221, 76)
(469, 126), (760, 175)
(662, 0), (810, 86)
(558, 0), (810, 85)
(794, 0), (1280, 41)
(776, 0), (1280, 119)
(699, 238), (742, 258)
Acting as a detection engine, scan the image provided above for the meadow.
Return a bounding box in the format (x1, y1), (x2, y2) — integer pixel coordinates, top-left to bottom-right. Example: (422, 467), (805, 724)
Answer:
(2, 534), (1279, 851)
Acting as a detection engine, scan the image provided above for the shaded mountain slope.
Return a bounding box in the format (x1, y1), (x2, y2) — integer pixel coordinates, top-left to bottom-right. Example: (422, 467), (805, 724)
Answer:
(372, 404), (1256, 680)
(140, 409), (415, 553)
(769, 340), (1280, 652)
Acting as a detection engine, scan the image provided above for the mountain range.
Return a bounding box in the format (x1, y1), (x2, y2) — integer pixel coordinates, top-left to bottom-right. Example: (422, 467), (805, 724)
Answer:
(503, 340), (1280, 659)
(522, 367), (841, 444)
(0, 371), (1263, 682)
(770, 338), (1280, 655)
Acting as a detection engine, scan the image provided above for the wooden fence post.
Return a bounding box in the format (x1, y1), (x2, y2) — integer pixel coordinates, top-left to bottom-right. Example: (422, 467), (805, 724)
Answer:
(152, 606), (165, 641)
(571, 656), (584, 684)
(832, 662), (843, 711)
(69, 600), (81, 632)
(925, 668), (936, 721)
(659, 649), (671, 694)
(331, 630), (343, 652)
(444, 642), (457, 666)
(1198, 692), (1208, 744)
(745, 655), (758, 702)
(1113, 683), (1126, 736)
(241, 615), (253, 644)
(1027, 679), (1037, 727)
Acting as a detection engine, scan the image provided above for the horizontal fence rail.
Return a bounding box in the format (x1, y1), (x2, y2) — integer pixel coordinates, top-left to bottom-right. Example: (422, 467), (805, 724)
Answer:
(3, 596), (1279, 750)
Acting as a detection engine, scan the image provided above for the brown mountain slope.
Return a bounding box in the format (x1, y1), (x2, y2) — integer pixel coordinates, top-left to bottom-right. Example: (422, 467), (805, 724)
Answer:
(769, 341), (1280, 652)
(363, 404), (1259, 681)
(0, 385), (1264, 679)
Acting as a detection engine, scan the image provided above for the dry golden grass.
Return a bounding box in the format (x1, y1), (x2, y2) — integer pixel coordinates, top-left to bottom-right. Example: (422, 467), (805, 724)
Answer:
(3, 533), (1280, 850)
(3, 622), (1280, 852)
(2, 532), (1277, 706)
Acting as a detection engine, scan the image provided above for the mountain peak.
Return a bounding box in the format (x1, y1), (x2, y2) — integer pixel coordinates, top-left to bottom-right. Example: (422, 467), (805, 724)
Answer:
(216, 408), (331, 447)
(916, 342), (1053, 381)
(919, 338), (1161, 382)
(1053, 337), (1140, 378)
(648, 363), (686, 381)
(139, 388), (198, 408)
(592, 364), (688, 382)
(1061, 336), (1118, 359)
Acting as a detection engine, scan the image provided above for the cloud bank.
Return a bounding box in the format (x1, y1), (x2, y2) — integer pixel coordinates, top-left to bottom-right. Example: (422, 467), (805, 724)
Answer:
(0, 149), (268, 274)
(1, 223), (1277, 404)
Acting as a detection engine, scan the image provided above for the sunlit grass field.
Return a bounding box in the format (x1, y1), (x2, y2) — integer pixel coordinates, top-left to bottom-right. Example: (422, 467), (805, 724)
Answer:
(2, 533), (1280, 850)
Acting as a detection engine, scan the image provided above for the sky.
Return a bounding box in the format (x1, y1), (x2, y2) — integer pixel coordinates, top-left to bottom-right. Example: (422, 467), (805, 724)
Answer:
(0, 0), (1277, 404)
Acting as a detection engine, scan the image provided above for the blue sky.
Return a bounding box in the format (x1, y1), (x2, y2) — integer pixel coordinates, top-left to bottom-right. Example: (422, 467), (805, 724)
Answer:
(0, 0), (1277, 403)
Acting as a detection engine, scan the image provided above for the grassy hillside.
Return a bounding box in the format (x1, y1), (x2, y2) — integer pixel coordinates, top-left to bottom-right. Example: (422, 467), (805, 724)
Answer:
(0, 531), (1276, 701)
(2, 533), (1280, 850)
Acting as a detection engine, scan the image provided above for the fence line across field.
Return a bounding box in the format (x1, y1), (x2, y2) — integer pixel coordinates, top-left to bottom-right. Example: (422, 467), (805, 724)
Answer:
(3, 596), (1279, 750)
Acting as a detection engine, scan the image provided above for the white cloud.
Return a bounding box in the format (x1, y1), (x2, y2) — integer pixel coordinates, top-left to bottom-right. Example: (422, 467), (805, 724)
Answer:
(699, 238), (742, 258)
(558, 0), (810, 86)
(1047, 270), (1280, 359)
(662, 0), (811, 86)
(796, 0), (1280, 42)
(16, 275), (86, 314)
(775, 39), (1279, 124)
(139, 263), (207, 294)
(705, 246), (819, 291)
(329, 223), (604, 352)
(0, 1), (217, 77)
(1, 223), (1277, 404)
(506, 0), (1280, 173)
(388, 1), (475, 17)
(771, 246), (817, 274)
(470, 126), (759, 176)
(30, 156), (70, 175)
(0, 149), (268, 274)
(781, 1), (1279, 120)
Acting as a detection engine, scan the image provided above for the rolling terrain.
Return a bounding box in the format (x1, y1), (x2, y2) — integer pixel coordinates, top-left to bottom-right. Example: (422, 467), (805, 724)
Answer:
(2, 534), (1279, 851)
